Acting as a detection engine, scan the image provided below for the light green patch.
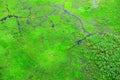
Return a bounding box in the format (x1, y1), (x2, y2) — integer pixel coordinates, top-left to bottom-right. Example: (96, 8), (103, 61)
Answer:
(36, 49), (68, 70)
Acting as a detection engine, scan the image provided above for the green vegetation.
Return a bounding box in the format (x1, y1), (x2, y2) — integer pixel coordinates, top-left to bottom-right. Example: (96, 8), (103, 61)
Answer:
(0, 0), (120, 80)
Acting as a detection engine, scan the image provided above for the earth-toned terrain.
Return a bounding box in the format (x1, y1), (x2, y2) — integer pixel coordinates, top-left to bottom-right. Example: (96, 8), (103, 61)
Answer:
(0, 0), (120, 80)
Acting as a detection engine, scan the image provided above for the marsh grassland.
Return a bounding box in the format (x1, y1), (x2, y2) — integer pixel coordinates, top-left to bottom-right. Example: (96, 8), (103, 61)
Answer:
(0, 0), (120, 80)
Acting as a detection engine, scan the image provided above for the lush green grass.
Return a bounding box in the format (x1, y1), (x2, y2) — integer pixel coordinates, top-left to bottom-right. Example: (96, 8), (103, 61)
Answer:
(0, 0), (120, 80)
